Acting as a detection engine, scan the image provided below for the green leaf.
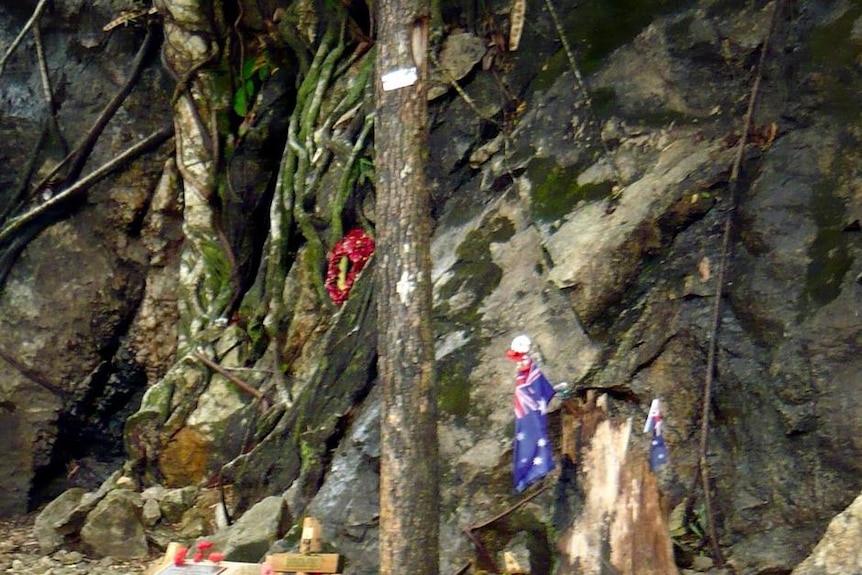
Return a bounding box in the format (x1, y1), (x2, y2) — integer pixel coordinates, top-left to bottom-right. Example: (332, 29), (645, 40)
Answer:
(241, 57), (257, 81)
(233, 86), (248, 117)
(258, 63), (271, 81)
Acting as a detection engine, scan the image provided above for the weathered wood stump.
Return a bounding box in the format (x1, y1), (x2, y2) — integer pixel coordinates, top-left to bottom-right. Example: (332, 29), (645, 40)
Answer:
(556, 393), (678, 575)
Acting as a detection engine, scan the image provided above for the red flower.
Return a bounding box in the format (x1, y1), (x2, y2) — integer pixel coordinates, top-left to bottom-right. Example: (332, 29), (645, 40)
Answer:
(197, 540), (214, 551)
(173, 546), (188, 566)
(193, 551), (204, 563)
(208, 552), (225, 563)
(325, 228), (375, 305)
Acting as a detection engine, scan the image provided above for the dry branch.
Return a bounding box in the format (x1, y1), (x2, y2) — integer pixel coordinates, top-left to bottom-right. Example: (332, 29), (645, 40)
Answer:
(543, 0), (620, 186)
(0, 0), (51, 76)
(31, 26), (157, 199)
(466, 483), (549, 532)
(193, 351), (270, 409)
(696, 1), (781, 566)
(0, 125), (173, 246)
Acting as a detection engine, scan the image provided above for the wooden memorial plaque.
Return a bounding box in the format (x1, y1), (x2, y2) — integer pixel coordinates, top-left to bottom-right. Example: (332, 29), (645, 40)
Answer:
(265, 553), (340, 573)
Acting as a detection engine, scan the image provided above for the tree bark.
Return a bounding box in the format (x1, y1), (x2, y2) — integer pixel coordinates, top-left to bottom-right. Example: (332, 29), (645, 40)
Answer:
(374, 0), (438, 573)
(558, 394), (679, 575)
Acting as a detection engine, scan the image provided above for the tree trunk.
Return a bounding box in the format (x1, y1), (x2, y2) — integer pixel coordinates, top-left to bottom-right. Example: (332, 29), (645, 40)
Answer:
(374, 0), (438, 573)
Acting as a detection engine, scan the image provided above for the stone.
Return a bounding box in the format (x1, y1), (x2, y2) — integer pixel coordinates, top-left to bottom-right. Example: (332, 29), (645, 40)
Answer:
(691, 554), (713, 571)
(304, 389), (381, 573)
(34, 488), (88, 553)
(428, 32), (487, 100)
(500, 533), (531, 574)
(791, 492), (862, 575)
(141, 484), (167, 501)
(159, 485), (198, 523)
(57, 550), (83, 565)
(115, 476), (137, 491)
(208, 495), (291, 563)
(141, 497), (162, 527)
(80, 490), (148, 559)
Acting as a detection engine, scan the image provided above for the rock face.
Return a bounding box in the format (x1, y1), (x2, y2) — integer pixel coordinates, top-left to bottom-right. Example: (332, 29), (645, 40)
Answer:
(2, 1), (862, 575)
(33, 487), (88, 554)
(0, 1), (174, 514)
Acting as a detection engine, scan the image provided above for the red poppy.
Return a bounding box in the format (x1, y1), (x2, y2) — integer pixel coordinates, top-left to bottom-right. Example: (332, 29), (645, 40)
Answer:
(173, 546), (188, 566)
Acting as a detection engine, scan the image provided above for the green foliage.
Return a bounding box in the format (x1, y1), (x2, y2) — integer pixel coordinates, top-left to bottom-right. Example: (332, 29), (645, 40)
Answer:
(356, 157), (375, 186)
(670, 501), (709, 558)
(233, 54), (272, 118)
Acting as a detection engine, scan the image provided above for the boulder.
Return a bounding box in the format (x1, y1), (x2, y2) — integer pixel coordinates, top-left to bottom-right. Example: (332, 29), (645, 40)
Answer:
(791, 492), (862, 575)
(80, 490), (149, 559)
(209, 495), (292, 562)
(33, 487), (87, 553)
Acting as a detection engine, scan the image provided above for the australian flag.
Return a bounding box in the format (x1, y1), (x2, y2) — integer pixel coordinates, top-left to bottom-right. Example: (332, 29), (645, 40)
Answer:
(513, 361), (556, 492)
(644, 399), (669, 471)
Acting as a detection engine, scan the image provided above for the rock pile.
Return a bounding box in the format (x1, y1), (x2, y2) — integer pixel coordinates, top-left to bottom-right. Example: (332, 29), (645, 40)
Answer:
(0, 513), (150, 575)
(29, 470), (292, 570)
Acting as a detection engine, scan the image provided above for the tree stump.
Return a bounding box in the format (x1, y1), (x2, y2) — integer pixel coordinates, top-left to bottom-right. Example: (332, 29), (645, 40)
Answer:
(557, 393), (678, 575)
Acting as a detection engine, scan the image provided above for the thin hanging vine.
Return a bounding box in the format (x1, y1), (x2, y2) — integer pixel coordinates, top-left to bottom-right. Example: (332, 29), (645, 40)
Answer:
(695, 1), (782, 566)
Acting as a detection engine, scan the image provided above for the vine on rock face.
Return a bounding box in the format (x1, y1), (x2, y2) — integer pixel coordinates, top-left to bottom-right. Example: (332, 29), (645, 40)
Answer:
(325, 228), (375, 305)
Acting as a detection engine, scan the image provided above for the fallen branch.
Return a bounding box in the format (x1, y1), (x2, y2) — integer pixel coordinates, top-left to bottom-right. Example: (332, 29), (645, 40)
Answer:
(0, 120), (48, 223)
(461, 526), (497, 573)
(0, 344), (72, 400)
(695, 1), (781, 566)
(192, 351), (270, 409)
(31, 26), (156, 199)
(466, 482), (549, 531)
(0, 0), (51, 76)
(543, 0), (621, 186)
(32, 23), (70, 159)
(33, 24), (55, 114)
(0, 125), (174, 245)
(430, 51), (496, 124)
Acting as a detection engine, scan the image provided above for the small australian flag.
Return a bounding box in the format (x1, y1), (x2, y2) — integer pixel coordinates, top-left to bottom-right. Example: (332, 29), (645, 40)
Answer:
(644, 398), (669, 470)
